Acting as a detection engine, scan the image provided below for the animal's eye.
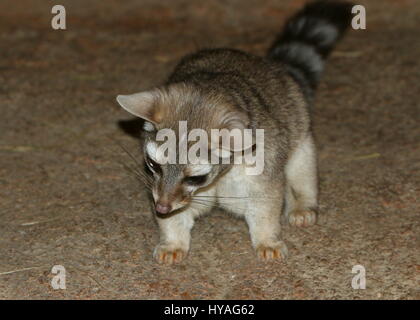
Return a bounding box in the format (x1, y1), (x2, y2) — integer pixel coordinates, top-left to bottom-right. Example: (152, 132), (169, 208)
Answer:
(145, 155), (161, 174)
(183, 175), (208, 186)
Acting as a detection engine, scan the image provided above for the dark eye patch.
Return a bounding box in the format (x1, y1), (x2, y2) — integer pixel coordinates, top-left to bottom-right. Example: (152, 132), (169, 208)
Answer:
(145, 155), (161, 174)
(183, 174), (207, 186)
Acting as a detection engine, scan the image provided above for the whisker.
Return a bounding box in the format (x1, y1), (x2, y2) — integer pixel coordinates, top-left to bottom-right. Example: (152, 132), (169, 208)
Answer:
(194, 195), (282, 201)
(116, 157), (149, 181)
(191, 197), (247, 211)
(122, 164), (153, 189)
(106, 137), (154, 189)
(114, 140), (144, 169)
(190, 200), (215, 209)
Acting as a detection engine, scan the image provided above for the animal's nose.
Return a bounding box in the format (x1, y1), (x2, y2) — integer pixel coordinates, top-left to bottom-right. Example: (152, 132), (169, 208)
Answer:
(155, 202), (172, 214)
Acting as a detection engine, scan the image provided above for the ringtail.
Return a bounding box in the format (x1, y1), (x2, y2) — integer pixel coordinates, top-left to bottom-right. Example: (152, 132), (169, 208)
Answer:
(116, 1), (353, 264)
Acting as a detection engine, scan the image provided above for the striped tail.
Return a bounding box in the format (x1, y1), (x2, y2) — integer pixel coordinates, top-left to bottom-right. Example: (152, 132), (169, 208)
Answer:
(268, 0), (353, 97)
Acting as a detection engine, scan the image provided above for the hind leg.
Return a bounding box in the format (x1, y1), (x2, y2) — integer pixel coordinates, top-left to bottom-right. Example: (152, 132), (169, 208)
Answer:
(285, 135), (318, 227)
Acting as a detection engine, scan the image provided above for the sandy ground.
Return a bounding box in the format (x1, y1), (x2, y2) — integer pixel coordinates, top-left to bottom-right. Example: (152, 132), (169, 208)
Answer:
(0, 0), (419, 299)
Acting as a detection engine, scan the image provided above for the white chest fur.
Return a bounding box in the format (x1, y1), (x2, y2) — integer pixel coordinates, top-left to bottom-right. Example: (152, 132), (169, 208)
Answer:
(215, 165), (254, 214)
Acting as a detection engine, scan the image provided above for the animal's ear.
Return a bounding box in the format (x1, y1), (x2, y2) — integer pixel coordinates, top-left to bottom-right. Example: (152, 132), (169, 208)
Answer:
(212, 110), (254, 153)
(116, 91), (158, 124)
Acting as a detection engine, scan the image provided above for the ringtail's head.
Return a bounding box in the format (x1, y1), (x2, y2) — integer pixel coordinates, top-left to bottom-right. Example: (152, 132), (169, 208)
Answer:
(116, 84), (253, 215)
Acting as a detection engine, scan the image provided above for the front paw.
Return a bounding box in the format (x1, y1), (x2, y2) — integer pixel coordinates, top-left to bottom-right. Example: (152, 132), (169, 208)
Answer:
(289, 209), (317, 227)
(256, 241), (288, 261)
(153, 244), (188, 265)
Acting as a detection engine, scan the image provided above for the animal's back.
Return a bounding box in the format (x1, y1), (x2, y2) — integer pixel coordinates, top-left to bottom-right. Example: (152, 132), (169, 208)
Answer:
(168, 48), (310, 155)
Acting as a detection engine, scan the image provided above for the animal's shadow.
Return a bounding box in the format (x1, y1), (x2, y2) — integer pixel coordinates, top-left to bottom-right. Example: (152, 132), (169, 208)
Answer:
(117, 118), (144, 140)
(117, 118), (156, 209)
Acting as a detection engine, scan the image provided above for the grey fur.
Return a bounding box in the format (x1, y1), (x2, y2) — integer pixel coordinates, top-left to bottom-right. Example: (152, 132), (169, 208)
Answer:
(116, 1), (352, 264)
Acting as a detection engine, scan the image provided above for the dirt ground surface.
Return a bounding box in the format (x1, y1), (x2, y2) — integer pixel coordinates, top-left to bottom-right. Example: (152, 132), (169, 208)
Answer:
(0, 0), (419, 300)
